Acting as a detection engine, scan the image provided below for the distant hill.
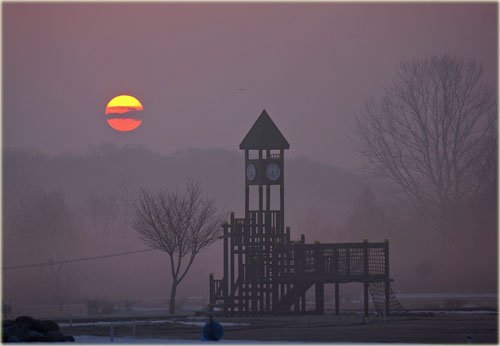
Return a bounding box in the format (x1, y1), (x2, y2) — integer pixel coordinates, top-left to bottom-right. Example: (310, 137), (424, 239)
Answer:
(3, 144), (496, 303)
(3, 144), (362, 240)
(3, 144), (365, 301)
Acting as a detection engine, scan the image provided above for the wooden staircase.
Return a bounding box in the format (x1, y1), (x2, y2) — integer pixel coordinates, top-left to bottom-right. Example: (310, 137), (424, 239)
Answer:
(275, 282), (314, 312)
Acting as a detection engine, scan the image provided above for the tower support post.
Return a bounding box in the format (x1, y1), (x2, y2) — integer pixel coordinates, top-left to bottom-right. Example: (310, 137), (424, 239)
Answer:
(364, 282), (369, 317)
(335, 282), (340, 315)
(315, 282), (324, 314)
(363, 240), (369, 317)
(384, 239), (390, 316)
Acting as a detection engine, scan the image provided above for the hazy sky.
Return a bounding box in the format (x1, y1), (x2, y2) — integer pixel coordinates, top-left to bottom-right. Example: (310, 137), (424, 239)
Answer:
(4, 2), (497, 168)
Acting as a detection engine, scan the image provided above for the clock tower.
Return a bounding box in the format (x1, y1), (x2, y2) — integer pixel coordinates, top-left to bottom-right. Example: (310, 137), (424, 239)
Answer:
(210, 109), (399, 317)
(240, 109), (289, 235)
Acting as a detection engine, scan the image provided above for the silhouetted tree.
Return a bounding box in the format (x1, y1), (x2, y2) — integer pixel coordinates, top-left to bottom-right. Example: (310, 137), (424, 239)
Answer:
(38, 261), (82, 312)
(3, 182), (83, 307)
(132, 180), (224, 314)
(4, 182), (75, 260)
(85, 189), (118, 242)
(356, 55), (497, 237)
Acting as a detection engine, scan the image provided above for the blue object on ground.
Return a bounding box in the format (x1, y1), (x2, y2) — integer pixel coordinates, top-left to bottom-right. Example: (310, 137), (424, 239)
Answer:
(202, 319), (224, 341)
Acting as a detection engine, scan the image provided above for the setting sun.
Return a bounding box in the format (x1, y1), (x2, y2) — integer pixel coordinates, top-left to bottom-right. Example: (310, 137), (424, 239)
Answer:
(105, 95), (143, 132)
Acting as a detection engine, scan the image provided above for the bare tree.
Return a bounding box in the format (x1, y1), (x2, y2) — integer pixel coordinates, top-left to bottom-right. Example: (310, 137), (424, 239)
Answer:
(3, 182), (84, 308)
(4, 182), (76, 261)
(132, 181), (225, 314)
(356, 55), (497, 236)
(38, 261), (82, 312)
(85, 189), (118, 242)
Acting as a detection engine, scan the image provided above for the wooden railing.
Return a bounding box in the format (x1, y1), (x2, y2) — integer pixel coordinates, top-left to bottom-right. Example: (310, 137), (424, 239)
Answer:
(209, 274), (224, 305)
(275, 241), (389, 282)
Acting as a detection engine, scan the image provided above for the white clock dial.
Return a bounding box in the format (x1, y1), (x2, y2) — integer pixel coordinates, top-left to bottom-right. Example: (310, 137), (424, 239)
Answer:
(265, 162), (281, 181)
(246, 163), (256, 181)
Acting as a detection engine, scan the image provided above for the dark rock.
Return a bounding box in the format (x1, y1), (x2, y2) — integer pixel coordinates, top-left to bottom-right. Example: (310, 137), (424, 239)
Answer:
(7, 335), (20, 342)
(14, 315), (45, 333)
(14, 315), (37, 327)
(46, 331), (67, 341)
(2, 326), (14, 343)
(40, 320), (60, 333)
(3, 319), (14, 327)
(3, 316), (73, 343)
(14, 323), (31, 340)
(28, 330), (45, 339)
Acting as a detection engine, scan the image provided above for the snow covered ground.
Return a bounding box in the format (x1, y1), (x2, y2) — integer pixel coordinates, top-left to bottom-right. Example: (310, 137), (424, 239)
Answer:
(75, 335), (305, 344)
(413, 310), (497, 315)
(60, 320), (249, 328)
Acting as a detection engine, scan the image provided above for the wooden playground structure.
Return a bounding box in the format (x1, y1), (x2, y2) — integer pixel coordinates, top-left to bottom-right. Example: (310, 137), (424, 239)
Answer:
(209, 110), (407, 316)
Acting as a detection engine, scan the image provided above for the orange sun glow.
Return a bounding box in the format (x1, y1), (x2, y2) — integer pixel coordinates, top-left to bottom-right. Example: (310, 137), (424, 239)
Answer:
(105, 95), (143, 132)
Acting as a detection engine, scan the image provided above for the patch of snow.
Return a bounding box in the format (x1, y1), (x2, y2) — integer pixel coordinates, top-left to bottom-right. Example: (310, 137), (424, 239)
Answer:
(395, 293), (497, 299)
(75, 335), (303, 343)
(60, 320), (174, 328)
(61, 319), (250, 328)
(178, 321), (250, 327)
(132, 307), (170, 312)
(414, 310), (496, 314)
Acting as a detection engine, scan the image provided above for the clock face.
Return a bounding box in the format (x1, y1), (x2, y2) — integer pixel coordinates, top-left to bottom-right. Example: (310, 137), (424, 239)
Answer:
(265, 162), (281, 181)
(246, 163), (256, 181)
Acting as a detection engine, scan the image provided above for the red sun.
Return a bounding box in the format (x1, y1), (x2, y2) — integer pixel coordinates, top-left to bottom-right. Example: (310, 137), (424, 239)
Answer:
(105, 95), (143, 132)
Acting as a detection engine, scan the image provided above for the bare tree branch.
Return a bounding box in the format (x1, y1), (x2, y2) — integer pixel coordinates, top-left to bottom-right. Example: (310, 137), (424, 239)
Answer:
(356, 55), (497, 236)
(132, 180), (225, 314)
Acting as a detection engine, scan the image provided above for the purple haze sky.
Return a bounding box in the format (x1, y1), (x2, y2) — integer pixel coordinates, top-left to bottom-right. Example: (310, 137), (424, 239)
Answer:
(4, 2), (497, 168)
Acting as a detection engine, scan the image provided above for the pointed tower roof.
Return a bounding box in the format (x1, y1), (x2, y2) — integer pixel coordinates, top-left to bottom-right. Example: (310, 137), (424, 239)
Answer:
(239, 110), (290, 150)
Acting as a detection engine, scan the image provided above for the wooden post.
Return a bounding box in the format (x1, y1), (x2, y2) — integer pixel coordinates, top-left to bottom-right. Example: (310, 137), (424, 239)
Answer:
(346, 248), (351, 276)
(335, 283), (340, 315)
(293, 246), (299, 313)
(282, 284), (285, 310)
(334, 247), (340, 315)
(223, 224), (229, 298)
(257, 150), (263, 313)
(230, 213), (235, 313)
(294, 283), (300, 313)
(363, 240), (369, 317)
(244, 149), (250, 312)
(238, 223), (244, 313)
(280, 149), (284, 232)
(364, 283), (369, 317)
(209, 273), (214, 306)
(384, 239), (390, 316)
(315, 282), (324, 314)
(265, 150), (271, 312)
(301, 290), (306, 312)
(259, 149), (263, 221)
(245, 150), (249, 220)
(110, 321), (114, 342)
